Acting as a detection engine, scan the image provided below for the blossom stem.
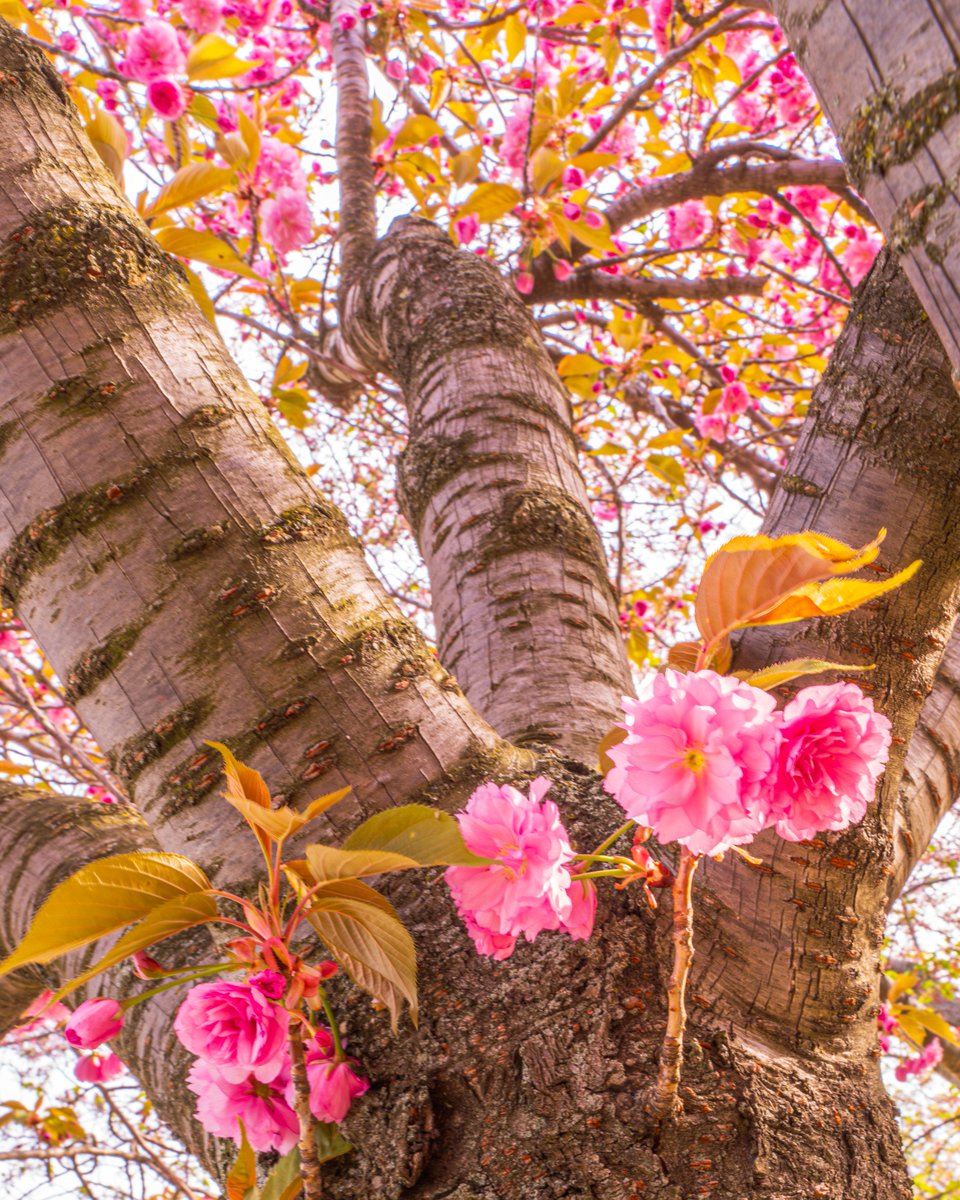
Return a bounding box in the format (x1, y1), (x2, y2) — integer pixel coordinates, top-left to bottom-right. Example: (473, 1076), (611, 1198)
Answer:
(589, 820), (635, 857)
(317, 989), (345, 1061)
(569, 867), (635, 881)
(572, 852), (637, 867)
(289, 1021), (323, 1200)
(119, 962), (231, 1009)
(645, 846), (698, 1123)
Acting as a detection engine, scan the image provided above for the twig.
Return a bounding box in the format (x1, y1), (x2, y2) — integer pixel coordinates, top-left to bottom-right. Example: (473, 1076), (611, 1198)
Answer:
(646, 846), (698, 1122)
(289, 1022), (323, 1199)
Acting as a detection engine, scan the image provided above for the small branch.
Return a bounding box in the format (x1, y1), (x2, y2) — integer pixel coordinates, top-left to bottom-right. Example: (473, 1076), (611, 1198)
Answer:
(530, 270), (766, 305)
(646, 847), (698, 1122)
(605, 156), (856, 235)
(289, 1022), (323, 1199)
(330, 0), (378, 290)
(577, 9), (760, 158)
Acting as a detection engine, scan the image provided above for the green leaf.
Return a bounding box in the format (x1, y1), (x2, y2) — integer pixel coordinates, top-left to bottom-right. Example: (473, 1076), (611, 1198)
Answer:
(304, 879), (418, 1031)
(261, 1146), (303, 1200)
(144, 162), (234, 219)
(745, 658), (874, 691)
(53, 891), (218, 1001)
(315, 1122), (353, 1163)
(226, 1122), (258, 1200)
(342, 804), (486, 866)
(305, 844), (419, 881)
(154, 227), (262, 280)
(0, 853), (211, 979)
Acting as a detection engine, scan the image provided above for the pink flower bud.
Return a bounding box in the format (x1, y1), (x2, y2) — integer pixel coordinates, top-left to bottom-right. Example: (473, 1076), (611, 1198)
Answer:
(562, 165), (585, 189)
(515, 271), (534, 295)
(64, 998), (125, 1049)
(552, 259), (573, 282)
(132, 951), (166, 979)
(338, 10), (356, 29)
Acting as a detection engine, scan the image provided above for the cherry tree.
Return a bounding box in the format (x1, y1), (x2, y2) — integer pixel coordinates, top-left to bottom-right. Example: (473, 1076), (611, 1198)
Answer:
(0, 0), (959, 1196)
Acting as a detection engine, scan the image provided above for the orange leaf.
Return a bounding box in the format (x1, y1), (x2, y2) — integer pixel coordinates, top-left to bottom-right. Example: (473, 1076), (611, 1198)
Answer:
(695, 529), (895, 653)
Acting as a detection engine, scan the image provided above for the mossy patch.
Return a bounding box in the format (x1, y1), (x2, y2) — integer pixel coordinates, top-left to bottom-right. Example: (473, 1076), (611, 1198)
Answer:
(397, 432), (525, 532)
(0, 420), (19, 457)
(40, 376), (131, 419)
(0, 203), (183, 333)
(64, 620), (145, 703)
(169, 522), (228, 562)
(472, 485), (607, 579)
(324, 615), (428, 674)
(0, 447), (212, 604)
(259, 502), (354, 550)
(110, 697), (213, 784)
(841, 70), (960, 186)
(158, 696), (314, 819)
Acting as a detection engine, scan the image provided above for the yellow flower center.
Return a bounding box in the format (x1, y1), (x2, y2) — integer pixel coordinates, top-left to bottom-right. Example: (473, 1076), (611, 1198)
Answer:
(681, 748), (706, 774)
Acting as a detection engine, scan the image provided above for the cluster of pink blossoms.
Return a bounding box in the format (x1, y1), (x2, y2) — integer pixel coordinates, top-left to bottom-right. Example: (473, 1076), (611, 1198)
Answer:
(445, 778), (596, 961)
(175, 974), (368, 1153)
(604, 671), (891, 856)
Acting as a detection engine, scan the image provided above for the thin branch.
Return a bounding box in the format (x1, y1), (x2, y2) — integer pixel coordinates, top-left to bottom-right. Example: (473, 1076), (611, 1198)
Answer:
(330, 0), (378, 288)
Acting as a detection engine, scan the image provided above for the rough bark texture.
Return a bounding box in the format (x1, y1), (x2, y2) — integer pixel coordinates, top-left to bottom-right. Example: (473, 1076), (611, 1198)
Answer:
(773, 0), (960, 369)
(340, 219), (631, 761)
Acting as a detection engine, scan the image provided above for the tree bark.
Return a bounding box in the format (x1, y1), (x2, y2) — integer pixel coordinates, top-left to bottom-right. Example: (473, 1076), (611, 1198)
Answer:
(772, 0), (960, 370)
(336, 218), (632, 760)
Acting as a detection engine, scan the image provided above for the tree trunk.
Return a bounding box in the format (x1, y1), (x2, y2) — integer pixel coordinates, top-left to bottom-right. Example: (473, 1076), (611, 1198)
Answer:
(0, 21), (949, 1200)
(772, 0), (960, 370)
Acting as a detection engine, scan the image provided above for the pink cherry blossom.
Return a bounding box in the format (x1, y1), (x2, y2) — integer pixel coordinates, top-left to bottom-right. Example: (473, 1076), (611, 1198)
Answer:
(454, 213), (479, 245)
(124, 21), (186, 84)
(895, 1038), (943, 1082)
(147, 78), (188, 121)
(119, 0), (150, 17)
(501, 98), (531, 173)
(187, 1059), (298, 1153)
(64, 998), (125, 1049)
(174, 980), (289, 1083)
(257, 137), (306, 192)
(766, 683), (890, 842)
(878, 1003), (898, 1034)
(445, 778), (595, 960)
(666, 200), (709, 250)
(304, 1036), (369, 1123)
(75, 1051), (125, 1083)
(260, 188), (312, 255)
(515, 271), (534, 295)
(841, 228), (881, 286)
(16, 990), (70, 1034)
(250, 969), (286, 1000)
(229, 0), (277, 31)
(604, 669), (780, 856)
(0, 630), (20, 654)
(180, 0), (222, 32)
(553, 258), (574, 282)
